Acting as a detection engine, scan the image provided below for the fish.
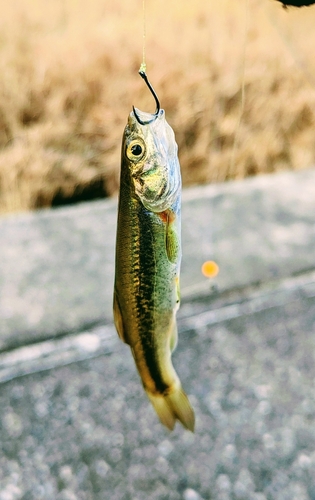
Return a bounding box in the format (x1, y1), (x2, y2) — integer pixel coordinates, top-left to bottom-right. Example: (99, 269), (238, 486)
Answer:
(113, 78), (195, 432)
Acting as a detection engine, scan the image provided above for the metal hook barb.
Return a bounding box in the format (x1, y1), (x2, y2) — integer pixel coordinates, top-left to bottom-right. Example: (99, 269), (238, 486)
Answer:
(133, 71), (160, 125)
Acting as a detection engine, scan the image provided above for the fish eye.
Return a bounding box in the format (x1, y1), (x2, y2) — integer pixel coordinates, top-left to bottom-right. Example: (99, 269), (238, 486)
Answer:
(126, 139), (146, 161)
(131, 144), (143, 156)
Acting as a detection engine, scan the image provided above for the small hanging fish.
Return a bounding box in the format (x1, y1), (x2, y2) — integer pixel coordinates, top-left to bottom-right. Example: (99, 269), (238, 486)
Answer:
(113, 72), (195, 432)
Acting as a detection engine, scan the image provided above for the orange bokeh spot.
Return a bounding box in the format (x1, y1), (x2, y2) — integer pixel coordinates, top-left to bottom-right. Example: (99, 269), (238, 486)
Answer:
(201, 260), (219, 278)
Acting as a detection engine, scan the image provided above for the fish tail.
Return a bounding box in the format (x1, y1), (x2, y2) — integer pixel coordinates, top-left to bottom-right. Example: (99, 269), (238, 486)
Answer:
(146, 386), (195, 432)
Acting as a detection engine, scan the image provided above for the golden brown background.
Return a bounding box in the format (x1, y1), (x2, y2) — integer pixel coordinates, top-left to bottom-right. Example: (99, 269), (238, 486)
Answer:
(1, 0), (315, 214)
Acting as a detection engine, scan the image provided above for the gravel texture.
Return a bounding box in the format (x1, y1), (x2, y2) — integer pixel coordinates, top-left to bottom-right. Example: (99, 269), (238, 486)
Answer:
(1, 275), (315, 499)
(1, 168), (315, 499)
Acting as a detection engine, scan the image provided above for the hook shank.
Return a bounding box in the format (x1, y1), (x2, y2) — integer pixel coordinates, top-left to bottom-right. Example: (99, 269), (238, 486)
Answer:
(133, 71), (160, 125)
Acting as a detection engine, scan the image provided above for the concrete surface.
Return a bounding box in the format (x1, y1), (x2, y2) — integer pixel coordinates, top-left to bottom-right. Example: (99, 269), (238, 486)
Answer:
(1, 168), (315, 350)
(0, 168), (315, 499)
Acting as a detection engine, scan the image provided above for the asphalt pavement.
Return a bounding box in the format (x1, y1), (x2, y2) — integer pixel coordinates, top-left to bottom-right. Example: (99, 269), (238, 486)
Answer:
(1, 168), (315, 500)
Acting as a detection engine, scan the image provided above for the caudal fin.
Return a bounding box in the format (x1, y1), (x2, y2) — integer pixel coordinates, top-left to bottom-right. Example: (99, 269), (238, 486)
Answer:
(146, 386), (195, 432)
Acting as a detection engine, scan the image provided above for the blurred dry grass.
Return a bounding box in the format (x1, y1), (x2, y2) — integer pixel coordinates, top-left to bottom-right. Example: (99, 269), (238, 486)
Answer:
(1, 0), (315, 214)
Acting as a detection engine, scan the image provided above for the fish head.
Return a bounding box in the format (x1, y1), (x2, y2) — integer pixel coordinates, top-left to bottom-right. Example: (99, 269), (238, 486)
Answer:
(123, 108), (181, 212)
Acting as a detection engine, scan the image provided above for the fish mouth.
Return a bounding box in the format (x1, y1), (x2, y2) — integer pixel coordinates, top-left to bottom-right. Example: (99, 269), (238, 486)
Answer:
(132, 107), (162, 126)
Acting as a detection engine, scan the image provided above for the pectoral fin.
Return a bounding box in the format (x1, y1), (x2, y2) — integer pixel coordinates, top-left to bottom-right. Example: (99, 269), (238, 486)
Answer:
(166, 221), (180, 264)
(158, 210), (180, 264)
(113, 291), (129, 345)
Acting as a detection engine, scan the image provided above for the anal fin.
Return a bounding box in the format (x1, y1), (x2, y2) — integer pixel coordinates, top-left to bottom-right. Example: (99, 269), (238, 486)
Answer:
(113, 291), (129, 344)
(170, 323), (178, 353)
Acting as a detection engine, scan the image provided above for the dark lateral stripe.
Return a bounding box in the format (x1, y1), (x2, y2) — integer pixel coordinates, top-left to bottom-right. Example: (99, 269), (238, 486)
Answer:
(136, 206), (168, 394)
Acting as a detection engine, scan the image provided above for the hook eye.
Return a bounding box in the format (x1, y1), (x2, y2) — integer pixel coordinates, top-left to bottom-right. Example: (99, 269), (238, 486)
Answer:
(133, 71), (160, 125)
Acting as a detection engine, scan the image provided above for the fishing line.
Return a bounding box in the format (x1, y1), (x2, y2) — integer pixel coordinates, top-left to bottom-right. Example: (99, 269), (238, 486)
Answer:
(139, 0), (147, 73)
(228, 0), (249, 178)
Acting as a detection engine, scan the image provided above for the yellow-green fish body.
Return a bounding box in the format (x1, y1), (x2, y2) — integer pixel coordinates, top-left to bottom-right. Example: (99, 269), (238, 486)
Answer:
(113, 107), (195, 431)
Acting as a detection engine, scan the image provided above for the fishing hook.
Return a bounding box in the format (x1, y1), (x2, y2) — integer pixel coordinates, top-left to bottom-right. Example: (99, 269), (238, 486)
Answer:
(133, 71), (160, 125)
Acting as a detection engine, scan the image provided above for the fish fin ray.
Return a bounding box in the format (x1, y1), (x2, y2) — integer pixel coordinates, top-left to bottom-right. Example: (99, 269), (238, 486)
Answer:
(170, 323), (178, 353)
(176, 276), (180, 305)
(166, 387), (195, 432)
(146, 391), (176, 430)
(146, 386), (195, 432)
(166, 219), (180, 264)
(113, 291), (130, 345)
